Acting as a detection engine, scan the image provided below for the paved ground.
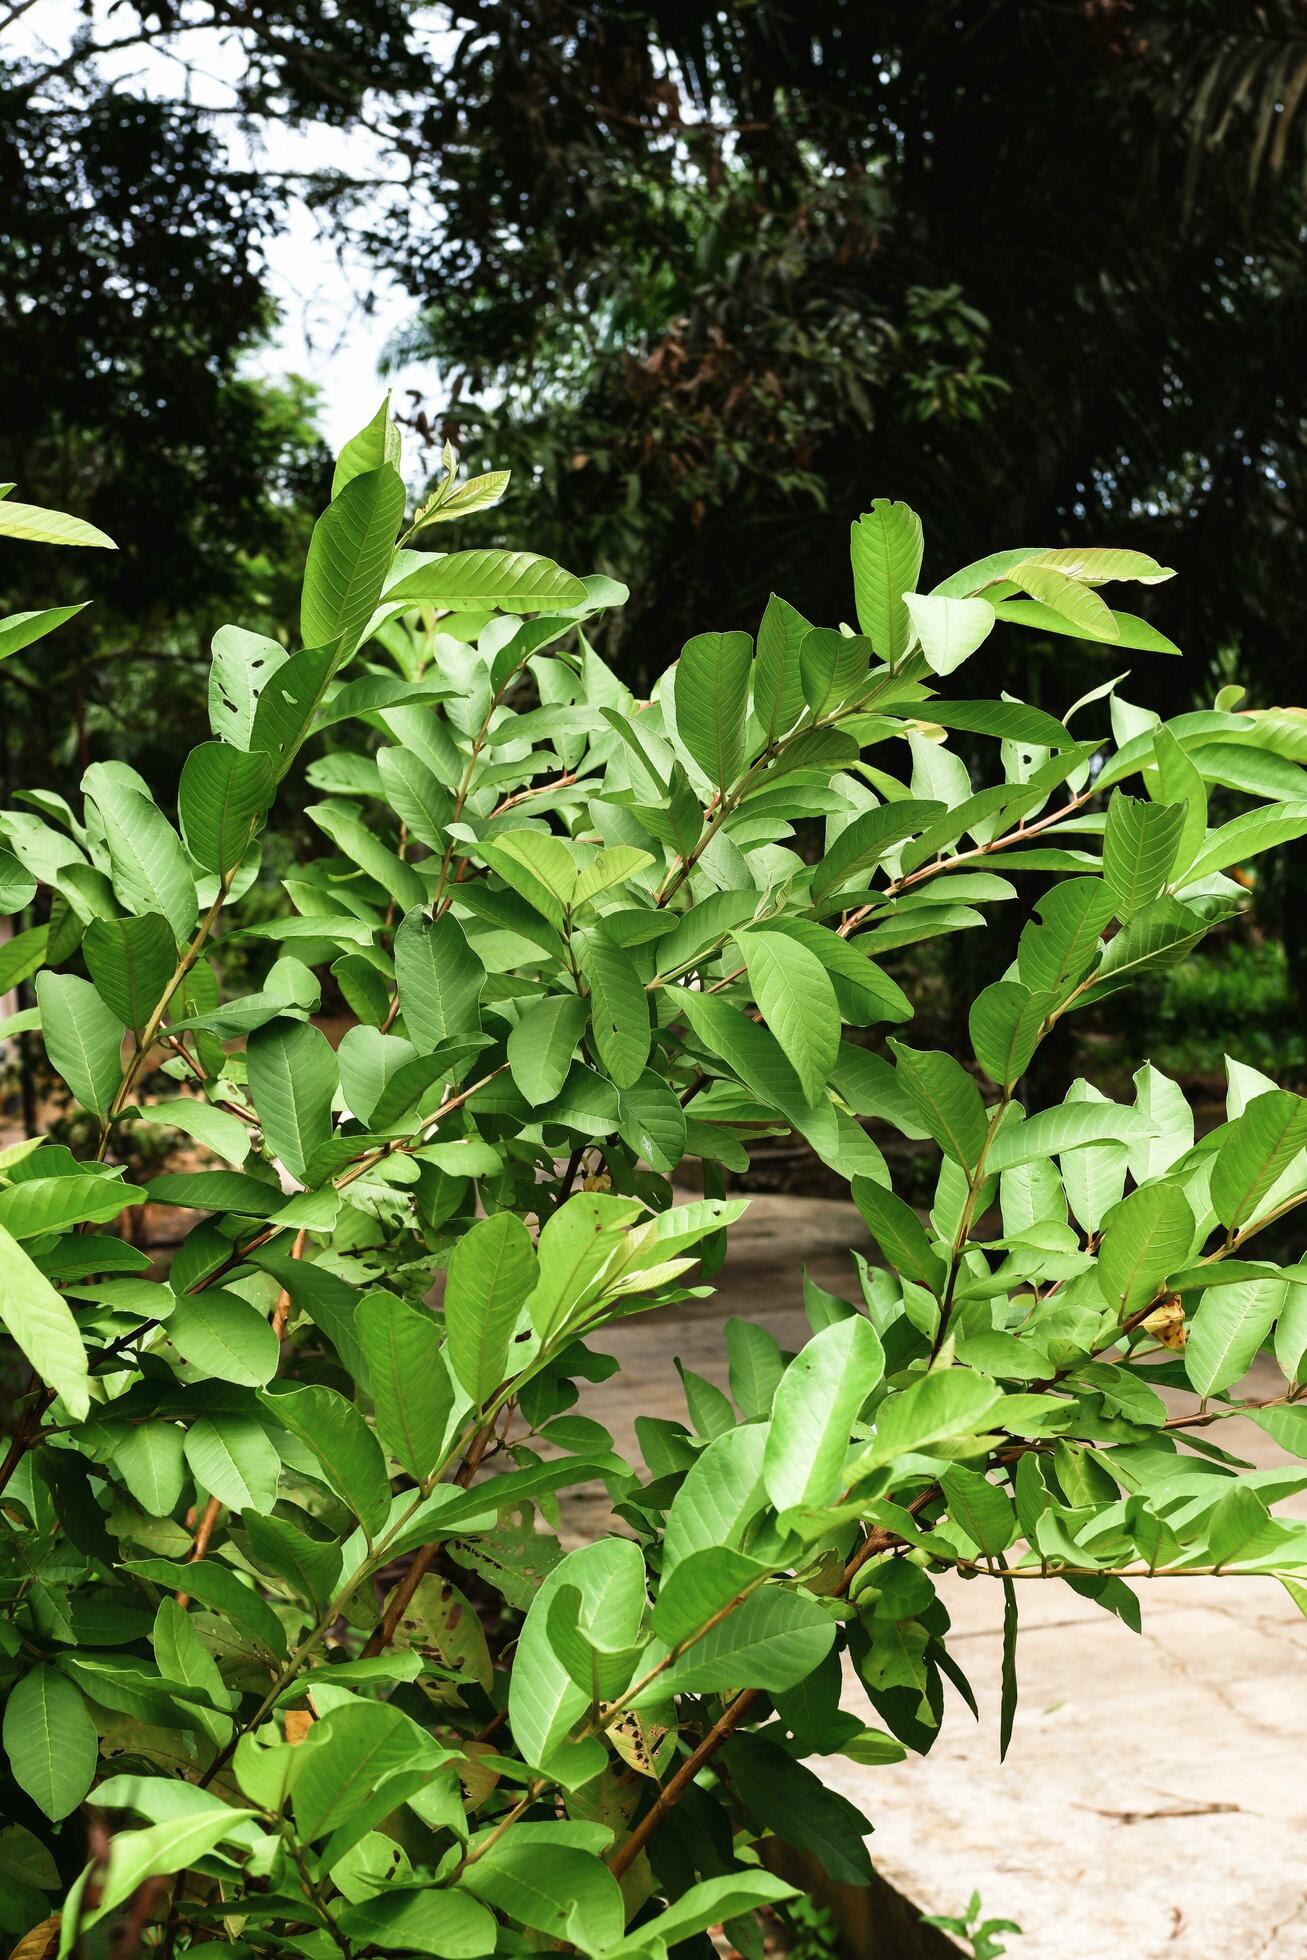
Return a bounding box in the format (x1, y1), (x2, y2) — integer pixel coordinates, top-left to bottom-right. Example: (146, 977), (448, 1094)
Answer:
(571, 1193), (1307, 1960)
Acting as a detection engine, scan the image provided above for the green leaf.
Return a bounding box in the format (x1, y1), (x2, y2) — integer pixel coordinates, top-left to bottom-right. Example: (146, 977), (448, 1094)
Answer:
(142, 1096), (250, 1166)
(460, 1839), (625, 1952)
(151, 1597), (234, 1744)
(725, 1316), (785, 1420)
(123, 1557), (287, 1657)
(921, 698), (1076, 750)
(331, 396), (401, 498)
(356, 1293), (454, 1483)
(1204, 1485), (1272, 1568)
(931, 544), (1048, 599)
(248, 642), (339, 777)
(799, 627), (872, 716)
(35, 971), (125, 1116)
(0, 497), (114, 549)
(572, 845), (654, 910)
(184, 1416), (280, 1515)
(811, 799), (943, 900)
(903, 592), (995, 676)
(651, 1545), (775, 1646)
(1028, 545), (1174, 586)
(674, 1358), (731, 1435)
(1275, 1282), (1307, 1382)
(337, 1887), (497, 1957)
(83, 763), (197, 941)
(679, 988), (822, 1138)
(480, 829), (577, 926)
(300, 463), (406, 658)
(969, 980), (1048, 1088)
(854, 1368), (1002, 1472)
(1186, 1279), (1285, 1397)
(575, 927), (650, 1089)
(338, 1026), (419, 1126)
(724, 1730), (873, 1887)
(987, 1098), (1156, 1173)
(1193, 741), (1307, 802)
(1182, 800), (1307, 886)
(990, 598), (1180, 654)
(386, 547), (588, 611)
(375, 745), (454, 848)
(411, 464), (512, 530)
(1251, 1403), (1307, 1458)
(168, 1289), (279, 1387)
(306, 801), (427, 911)
(284, 1699), (439, 1844)
(737, 928), (840, 1104)
(1151, 725), (1208, 879)
(850, 500), (924, 665)
(1097, 1184), (1195, 1313)
(0, 1173), (142, 1238)
(0, 923), (48, 992)
(108, 1421), (185, 1515)
(764, 1316), (885, 1512)
(246, 1017), (338, 1185)
(617, 1070), (688, 1173)
(178, 743), (276, 876)
(524, 1190), (642, 1341)
(888, 1039), (989, 1169)
(509, 1539), (647, 1768)
(506, 994), (587, 1106)
(754, 593), (811, 743)
(1016, 878), (1115, 998)
(445, 1211), (538, 1408)
(851, 1176), (946, 1294)
(146, 1169), (285, 1216)
(1092, 895), (1206, 991)
(0, 602), (89, 663)
(673, 629), (753, 788)
(2, 1668), (97, 1820)
(1210, 1090), (1307, 1230)
(394, 907), (485, 1051)
(616, 1873), (797, 1955)
(0, 1222), (89, 1419)
(1002, 560), (1119, 639)
(1102, 792), (1186, 918)
(84, 912), (176, 1034)
(1000, 1579), (1018, 1760)
(260, 1382), (392, 1536)
(663, 1423), (769, 1570)
(243, 1512), (341, 1612)
(546, 1584), (645, 1701)
(645, 1584), (837, 1699)
(941, 1466), (1016, 1558)
(208, 625), (289, 749)
(1127, 1062), (1193, 1184)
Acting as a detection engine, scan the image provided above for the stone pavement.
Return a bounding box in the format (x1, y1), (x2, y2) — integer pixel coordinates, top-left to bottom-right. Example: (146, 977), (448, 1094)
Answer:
(571, 1193), (1307, 1960)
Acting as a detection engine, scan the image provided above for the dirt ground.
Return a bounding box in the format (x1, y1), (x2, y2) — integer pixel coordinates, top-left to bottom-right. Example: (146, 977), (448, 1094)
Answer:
(569, 1192), (1307, 1960)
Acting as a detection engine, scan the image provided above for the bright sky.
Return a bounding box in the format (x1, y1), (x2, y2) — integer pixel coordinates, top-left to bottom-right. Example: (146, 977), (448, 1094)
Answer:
(14, 0), (441, 451)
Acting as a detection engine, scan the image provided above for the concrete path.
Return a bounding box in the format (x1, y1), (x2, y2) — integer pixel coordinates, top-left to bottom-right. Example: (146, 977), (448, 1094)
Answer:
(572, 1193), (1307, 1960)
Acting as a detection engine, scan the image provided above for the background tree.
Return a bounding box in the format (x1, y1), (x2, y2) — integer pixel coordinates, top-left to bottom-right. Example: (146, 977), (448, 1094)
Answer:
(8, 0), (1307, 701)
(378, 2), (1307, 705)
(0, 56), (331, 799)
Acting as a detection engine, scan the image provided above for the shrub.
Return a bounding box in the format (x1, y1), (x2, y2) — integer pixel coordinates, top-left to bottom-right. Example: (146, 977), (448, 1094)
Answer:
(3, 414), (1307, 1957)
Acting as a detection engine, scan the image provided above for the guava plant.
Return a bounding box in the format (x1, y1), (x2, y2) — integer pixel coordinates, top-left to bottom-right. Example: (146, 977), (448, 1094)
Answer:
(3, 414), (1307, 1959)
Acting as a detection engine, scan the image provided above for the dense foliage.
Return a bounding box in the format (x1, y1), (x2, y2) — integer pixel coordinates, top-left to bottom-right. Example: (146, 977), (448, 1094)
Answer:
(4, 414), (1307, 1957)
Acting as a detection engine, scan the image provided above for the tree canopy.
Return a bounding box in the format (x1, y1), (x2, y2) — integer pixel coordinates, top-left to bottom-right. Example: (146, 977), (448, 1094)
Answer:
(5, 2), (1307, 708)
